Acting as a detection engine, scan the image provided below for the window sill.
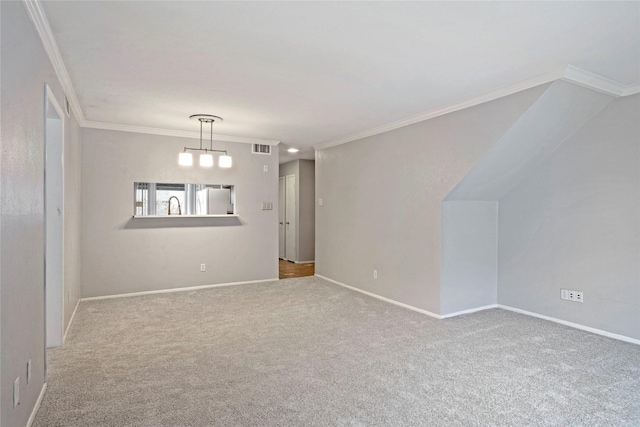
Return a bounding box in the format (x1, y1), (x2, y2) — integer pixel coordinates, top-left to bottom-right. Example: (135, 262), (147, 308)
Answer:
(132, 214), (238, 219)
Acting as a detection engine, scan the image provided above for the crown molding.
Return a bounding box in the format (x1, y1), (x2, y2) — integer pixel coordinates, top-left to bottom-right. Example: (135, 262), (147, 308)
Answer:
(561, 65), (628, 97)
(23, 0), (279, 146)
(315, 65), (637, 151)
(314, 68), (565, 150)
(82, 120), (280, 145)
(22, 3), (637, 150)
(22, 0), (86, 126)
(622, 85), (640, 96)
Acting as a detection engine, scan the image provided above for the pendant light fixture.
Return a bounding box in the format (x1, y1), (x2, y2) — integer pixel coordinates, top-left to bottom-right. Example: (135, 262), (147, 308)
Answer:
(178, 114), (232, 168)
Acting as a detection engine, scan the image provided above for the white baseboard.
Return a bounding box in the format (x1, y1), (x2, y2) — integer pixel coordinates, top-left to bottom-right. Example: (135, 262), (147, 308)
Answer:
(62, 299), (80, 344)
(312, 275), (640, 345)
(78, 275), (639, 345)
(498, 304), (640, 345)
(26, 383), (47, 427)
(440, 304), (498, 319)
(295, 260), (315, 264)
(315, 274), (441, 319)
(80, 278), (279, 301)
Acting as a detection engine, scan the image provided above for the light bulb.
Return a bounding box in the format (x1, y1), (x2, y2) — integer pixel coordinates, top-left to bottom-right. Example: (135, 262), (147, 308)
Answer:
(178, 152), (193, 166)
(218, 155), (232, 168)
(200, 153), (214, 167)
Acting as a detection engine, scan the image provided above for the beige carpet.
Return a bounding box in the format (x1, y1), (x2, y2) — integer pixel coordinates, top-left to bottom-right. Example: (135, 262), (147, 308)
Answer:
(34, 276), (640, 426)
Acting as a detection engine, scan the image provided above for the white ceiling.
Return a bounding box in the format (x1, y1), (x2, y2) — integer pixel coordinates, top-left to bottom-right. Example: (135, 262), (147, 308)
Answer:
(41, 1), (639, 156)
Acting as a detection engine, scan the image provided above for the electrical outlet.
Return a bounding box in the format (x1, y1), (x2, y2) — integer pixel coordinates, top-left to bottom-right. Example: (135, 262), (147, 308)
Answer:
(27, 359), (31, 384)
(318, 198), (323, 206)
(263, 165), (268, 172)
(562, 289), (584, 303)
(373, 270), (377, 279)
(13, 377), (19, 408)
(200, 264), (206, 272)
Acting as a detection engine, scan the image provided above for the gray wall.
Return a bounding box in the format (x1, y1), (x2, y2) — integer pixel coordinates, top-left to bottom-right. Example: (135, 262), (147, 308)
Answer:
(498, 94), (640, 339)
(279, 160), (298, 180)
(439, 81), (614, 317)
(315, 85), (548, 315)
(440, 201), (497, 315)
(1, 2), (82, 425)
(80, 129), (278, 298)
(298, 160), (315, 262)
(279, 159), (315, 262)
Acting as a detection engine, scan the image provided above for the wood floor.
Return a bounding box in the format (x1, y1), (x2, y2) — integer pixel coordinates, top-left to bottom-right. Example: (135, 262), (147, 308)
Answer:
(279, 259), (314, 279)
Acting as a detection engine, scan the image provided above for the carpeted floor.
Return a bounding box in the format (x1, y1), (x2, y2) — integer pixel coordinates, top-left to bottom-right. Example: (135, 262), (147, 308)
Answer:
(34, 276), (640, 426)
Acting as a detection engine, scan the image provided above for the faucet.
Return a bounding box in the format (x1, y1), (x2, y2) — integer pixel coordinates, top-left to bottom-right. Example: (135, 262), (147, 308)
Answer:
(167, 196), (182, 215)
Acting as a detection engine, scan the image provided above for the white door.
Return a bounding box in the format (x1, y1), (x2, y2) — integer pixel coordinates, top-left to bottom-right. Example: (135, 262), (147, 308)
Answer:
(285, 174), (297, 262)
(45, 85), (64, 348)
(278, 177), (285, 259)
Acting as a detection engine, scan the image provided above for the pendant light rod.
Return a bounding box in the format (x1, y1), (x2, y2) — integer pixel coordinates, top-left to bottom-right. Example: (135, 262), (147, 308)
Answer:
(182, 114), (226, 153)
(178, 114), (232, 168)
(181, 147), (228, 154)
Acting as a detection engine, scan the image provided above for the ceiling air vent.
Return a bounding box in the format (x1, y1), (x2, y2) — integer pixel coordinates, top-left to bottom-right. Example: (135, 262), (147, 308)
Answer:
(252, 144), (271, 155)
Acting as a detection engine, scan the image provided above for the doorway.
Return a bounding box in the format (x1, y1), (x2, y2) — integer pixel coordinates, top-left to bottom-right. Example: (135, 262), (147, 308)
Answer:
(44, 84), (64, 349)
(278, 160), (316, 279)
(279, 174), (297, 261)
(278, 177), (285, 259)
(278, 259), (314, 279)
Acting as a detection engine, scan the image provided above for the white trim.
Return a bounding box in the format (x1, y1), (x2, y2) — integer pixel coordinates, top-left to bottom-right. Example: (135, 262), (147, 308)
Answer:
(315, 274), (441, 319)
(82, 120), (280, 146)
(314, 65), (638, 151)
(132, 214), (239, 219)
(26, 383), (47, 427)
(44, 84), (66, 349)
(19, 5), (639, 150)
(561, 65), (627, 97)
(316, 274), (498, 320)
(294, 260), (315, 264)
(80, 278), (279, 301)
(45, 84), (65, 123)
(497, 304), (640, 345)
(314, 68), (565, 150)
(62, 299), (80, 344)
(21, 0), (281, 146)
(622, 84), (640, 96)
(313, 275), (639, 345)
(23, 0), (84, 125)
(439, 304), (498, 319)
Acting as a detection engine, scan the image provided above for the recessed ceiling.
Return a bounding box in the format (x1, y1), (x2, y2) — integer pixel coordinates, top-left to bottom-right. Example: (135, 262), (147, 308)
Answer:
(41, 1), (640, 149)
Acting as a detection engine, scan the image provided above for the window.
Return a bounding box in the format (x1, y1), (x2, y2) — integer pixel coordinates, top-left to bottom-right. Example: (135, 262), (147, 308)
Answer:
(134, 182), (235, 216)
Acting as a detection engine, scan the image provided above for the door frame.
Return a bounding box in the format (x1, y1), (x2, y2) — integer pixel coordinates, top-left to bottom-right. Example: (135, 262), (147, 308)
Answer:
(278, 177), (286, 259)
(284, 174), (297, 262)
(44, 83), (65, 350)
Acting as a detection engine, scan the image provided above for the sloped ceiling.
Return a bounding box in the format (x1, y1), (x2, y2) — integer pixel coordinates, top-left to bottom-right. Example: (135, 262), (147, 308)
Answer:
(39, 1), (640, 154)
(445, 81), (615, 201)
